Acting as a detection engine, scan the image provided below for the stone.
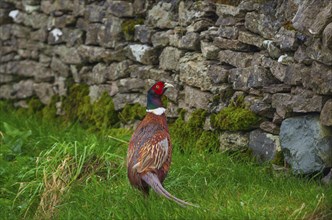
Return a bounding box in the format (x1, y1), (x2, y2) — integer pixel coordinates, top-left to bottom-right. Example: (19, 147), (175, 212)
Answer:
(0, 75), (13, 84)
(201, 41), (219, 60)
(65, 29), (84, 47)
(262, 84), (292, 94)
(259, 121), (280, 135)
(31, 28), (47, 42)
(33, 82), (54, 104)
(306, 38), (332, 66)
(249, 129), (281, 162)
(159, 47), (184, 71)
(218, 26), (239, 39)
(178, 1), (215, 26)
(229, 66), (275, 91)
(214, 37), (253, 51)
(109, 1), (133, 17)
(89, 84), (118, 103)
(244, 95), (274, 118)
(275, 27), (298, 51)
(181, 86), (213, 110)
(309, 1), (332, 35)
(303, 61), (332, 95)
(151, 31), (170, 47)
(280, 115), (332, 174)
(292, 0), (331, 35)
(238, 31), (264, 49)
(207, 64), (230, 84)
(179, 32), (200, 51)
(320, 99), (332, 126)
(187, 19), (214, 33)
(323, 22), (332, 50)
(262, 40), (281, 59)
(219, 131), (249, 152)
(245, 12), (281, 39)
(11, 24), (30, 38)
(107, 60), (132, 81)
(112, 93), (146, 110)
(84, 4), (105, 22)
(219, 50), (253, 68)
(127, 44), (160, 65)
(86, 63), (108, 85)
(179, 53), (214, 91)
(85, 23), (102, 45)
(135, 25), (154, 44)
(322, 168), (332, 185)
(270, 63), (310, 86)
(17, 60), (54, 82)
(77, 45), (126, 63)
(216, 4), (245, 18)
(294, 45), (312, 65)
(54, 46), (82, 64)
(13, 80), (34, 99)
(50, 56), (69, 77)
(146, 2), (177, 29)
(117, 78), (145, 93)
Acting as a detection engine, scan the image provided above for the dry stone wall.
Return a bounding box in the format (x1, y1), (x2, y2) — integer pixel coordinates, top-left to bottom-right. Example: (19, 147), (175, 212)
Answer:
(1, 0), (332, 174)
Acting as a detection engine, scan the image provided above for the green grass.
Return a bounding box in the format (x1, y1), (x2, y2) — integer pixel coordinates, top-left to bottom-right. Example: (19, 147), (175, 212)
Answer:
(1, 104), (332, 219)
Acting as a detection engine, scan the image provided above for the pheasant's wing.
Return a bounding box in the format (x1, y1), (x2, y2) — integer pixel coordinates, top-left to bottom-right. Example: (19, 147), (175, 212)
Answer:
(134, 131), (170, 174)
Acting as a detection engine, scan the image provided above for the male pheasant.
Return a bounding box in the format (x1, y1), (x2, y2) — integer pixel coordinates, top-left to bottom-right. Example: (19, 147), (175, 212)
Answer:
(127, 81), (196, 207)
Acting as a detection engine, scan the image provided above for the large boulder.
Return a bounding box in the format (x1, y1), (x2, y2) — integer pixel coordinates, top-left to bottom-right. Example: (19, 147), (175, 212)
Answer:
(280, 115), (332, 174)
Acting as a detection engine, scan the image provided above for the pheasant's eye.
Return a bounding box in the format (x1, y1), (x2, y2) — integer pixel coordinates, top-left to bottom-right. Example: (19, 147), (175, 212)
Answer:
(155, 85), (160, 89)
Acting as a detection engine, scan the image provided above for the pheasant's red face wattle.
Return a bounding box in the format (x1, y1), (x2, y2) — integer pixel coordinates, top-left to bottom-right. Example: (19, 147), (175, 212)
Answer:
(151, 81), (165, 95)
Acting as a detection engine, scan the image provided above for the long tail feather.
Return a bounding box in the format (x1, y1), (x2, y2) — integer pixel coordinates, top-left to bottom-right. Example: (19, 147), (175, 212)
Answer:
(142, 172), (199, 207)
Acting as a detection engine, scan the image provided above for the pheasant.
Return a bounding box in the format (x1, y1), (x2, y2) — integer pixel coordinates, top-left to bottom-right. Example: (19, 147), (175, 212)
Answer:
(127, 81), (196, 207)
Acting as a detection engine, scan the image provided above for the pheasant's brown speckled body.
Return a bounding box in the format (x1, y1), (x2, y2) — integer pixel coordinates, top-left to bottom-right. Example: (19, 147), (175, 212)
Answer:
(127, 112), (171, 193)
(126, 81), (197, 207)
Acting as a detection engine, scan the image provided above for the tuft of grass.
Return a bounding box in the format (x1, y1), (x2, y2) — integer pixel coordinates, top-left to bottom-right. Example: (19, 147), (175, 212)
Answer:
(1, 102), (332, 219)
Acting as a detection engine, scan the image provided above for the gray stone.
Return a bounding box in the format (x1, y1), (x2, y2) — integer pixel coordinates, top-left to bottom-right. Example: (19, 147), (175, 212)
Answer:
(280, 115), (332, 174)
(218, 26), (239, 39)
(0, 74), (14, 84)
(151, 31), (170, 47)
(306, 38), (332, 66)
(244, 95), (274, 118)
(214, 37), (252, 51)
(322, 168), (332, 185)
(303, 61), (332, 95)
(323, 22), (332, 50)
(178, 1), (215, 26)
(292, 0), (332, 35)
(117, 78), (145, 93)
(179, 53), (213, 91)
(84, 4), (105, 22)
(77, 45), (126, 63)
(269, 62), (310, 86)
(219, 50), (253, 68)
(135, 25), (155, 44)
(262, 40), (281, 59)
(229, 66), (275, 91)
(180, 86), (213, 110)
(207, 64), (230, 84)
(11, 24), (31, 38)
(50, 56), (69, 77)
(65, 29), (84, 47)
(89, 84), (118, 103)
(85, 23), (102, 45)
(54, 46), (82, 64)
(13, 80), (34, 99)
(127, 44), (160, 65)
(159, 47), (184, 71)
(97, 17), (123, 48)
(179, 32), (200, 51)
(219, 131), (249, 152)
(201, 41), (219, 60)
(245, 12), (281, 39)
(262, 84), (292, 94)
(238, 31), (264, 49)
(249, 129), (281, 162)
(216, 4), (245, 18)
(33, 82), (54, 104)
(260, 121), (280, 135)
(112, 93), (146, 110)
(320, 99), (332, 126)
(109, 1), (133, 17)
(276, 27), (298, 51)
(31, 28), (47, 42)
(87, 63), (108, 85)
(23, 12), (48, 29)
(146, 2), (177, 29)
(187, 19), (214, 33)
(107, 60), (132, 81)
(294, 45), (312, 65)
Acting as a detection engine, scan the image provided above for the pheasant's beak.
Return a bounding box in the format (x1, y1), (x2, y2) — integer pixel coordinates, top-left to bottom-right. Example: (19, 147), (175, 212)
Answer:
(164, 83), (174, 89)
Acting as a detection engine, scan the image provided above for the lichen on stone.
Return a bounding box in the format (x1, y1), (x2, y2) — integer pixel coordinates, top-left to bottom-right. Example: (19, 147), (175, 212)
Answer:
(121, 19), (144, 41)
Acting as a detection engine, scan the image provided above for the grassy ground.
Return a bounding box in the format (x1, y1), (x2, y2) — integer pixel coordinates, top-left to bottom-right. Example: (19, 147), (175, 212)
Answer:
(0, 105), (332, 220)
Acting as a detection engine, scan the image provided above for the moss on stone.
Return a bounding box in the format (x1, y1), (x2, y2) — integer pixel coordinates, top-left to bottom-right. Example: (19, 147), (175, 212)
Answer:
(41, 95), (60, 121)
(210, 106), (260, 131)
(271, 150), (285, 166)
(195, 131), (219, 152)
(121, 19), (144, 41)
(118, 103), (146, 124)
